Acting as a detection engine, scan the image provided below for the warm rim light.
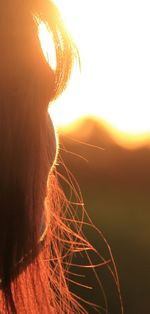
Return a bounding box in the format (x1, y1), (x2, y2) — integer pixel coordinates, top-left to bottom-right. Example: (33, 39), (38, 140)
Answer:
(40, 0), (150, 149)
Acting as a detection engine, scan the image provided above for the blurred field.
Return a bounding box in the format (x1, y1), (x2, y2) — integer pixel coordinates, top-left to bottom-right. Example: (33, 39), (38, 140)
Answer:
(57, 119), (150, 314)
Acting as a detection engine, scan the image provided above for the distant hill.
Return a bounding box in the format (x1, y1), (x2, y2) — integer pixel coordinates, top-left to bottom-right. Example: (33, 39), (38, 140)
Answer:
(58, 118), (150, 189)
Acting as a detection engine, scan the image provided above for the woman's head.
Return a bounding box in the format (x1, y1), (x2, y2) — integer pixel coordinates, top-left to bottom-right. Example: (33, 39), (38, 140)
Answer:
(0, 1), (81, 312)
(0, 2), (123, 313)
(0, 1), (55, 274)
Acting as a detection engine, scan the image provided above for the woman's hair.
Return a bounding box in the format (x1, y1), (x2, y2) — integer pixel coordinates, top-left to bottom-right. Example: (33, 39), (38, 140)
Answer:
(0, 1), (123, 313)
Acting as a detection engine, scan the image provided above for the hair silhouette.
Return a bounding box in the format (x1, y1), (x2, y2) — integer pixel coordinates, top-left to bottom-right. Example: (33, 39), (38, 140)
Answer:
(0, 1), (87, 313)
(0, 1), (123, 313)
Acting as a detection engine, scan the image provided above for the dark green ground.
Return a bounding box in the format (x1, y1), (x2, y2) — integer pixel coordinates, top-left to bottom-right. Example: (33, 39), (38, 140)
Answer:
(58, 119), (150, 314)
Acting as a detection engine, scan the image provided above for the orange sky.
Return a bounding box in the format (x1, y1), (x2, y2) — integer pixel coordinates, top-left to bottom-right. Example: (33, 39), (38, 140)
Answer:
(39, 0), (150, 149)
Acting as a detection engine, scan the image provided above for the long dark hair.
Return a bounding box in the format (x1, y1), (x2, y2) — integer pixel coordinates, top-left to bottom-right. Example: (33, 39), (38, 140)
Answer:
(0, 1), (85, 312)
(0, 1), (123, 313)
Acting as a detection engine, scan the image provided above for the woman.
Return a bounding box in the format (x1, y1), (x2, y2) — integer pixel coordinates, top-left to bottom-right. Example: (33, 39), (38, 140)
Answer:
(0, 0), (85, 312)
(0, 1), (123, 313)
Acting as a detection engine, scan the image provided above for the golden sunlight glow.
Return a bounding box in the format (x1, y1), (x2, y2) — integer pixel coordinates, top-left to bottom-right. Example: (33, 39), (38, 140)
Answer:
(38, 22), (56, 70)
(40, 0), (150, 149)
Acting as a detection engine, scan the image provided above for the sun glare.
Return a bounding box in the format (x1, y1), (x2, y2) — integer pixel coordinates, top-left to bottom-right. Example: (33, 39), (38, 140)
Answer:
(40, 0), (150, 149)
(38, 22), (56, 70)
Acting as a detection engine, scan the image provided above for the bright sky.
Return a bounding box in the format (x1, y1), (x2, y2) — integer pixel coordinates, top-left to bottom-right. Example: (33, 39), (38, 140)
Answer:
(39, 0), (150, 149)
